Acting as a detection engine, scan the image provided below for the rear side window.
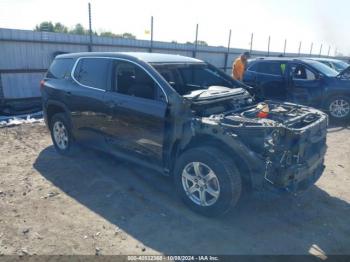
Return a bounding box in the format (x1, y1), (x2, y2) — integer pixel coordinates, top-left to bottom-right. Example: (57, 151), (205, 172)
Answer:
(73, 58), (110, 90)
(257, 62), (283, 76)
(46, 58), (74, 79)
(247, 63), (258, 72)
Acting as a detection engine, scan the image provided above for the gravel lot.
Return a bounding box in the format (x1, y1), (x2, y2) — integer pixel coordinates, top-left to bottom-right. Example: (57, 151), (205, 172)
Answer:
(0, 122), (349, 256)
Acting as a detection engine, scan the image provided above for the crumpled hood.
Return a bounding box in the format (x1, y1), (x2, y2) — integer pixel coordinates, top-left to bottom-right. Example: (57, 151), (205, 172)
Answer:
(183, 86), (249, 102)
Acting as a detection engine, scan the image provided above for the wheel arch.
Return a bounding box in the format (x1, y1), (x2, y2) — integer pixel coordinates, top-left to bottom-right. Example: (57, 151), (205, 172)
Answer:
(46, 101), (72, 129)
(172, 134), (253, 189)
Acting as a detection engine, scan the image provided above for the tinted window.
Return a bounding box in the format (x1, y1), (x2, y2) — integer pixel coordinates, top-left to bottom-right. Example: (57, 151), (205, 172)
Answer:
(46, 58), (74, 79)
(258, 62), (283, 76)
(74, 58), (110, 90)
(247, 63), (258, 72)
(114, 61), (156, 100)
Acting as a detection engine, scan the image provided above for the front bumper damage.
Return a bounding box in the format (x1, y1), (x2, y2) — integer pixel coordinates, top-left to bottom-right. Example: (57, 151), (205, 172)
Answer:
(262, 111), (328, 193)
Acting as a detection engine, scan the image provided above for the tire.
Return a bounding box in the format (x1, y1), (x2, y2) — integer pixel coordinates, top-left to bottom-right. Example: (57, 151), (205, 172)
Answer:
(50, 113), (73, 155)
(326, 95), (350, 122)
(174, 146), (242, 217)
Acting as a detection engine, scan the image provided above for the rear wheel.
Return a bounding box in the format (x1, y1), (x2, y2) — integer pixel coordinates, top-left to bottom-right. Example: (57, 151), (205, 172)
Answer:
(174, 146), (242, 217)
(50, 113), (72, 155)
(326, 95), (350, 121)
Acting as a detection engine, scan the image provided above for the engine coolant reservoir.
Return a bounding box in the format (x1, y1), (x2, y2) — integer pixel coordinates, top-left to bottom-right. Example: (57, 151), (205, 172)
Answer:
(257, 103), (270, 118)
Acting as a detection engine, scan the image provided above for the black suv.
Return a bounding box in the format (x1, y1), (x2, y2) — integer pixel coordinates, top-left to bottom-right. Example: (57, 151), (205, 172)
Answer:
(41, 52), (328, 216)
(243, 57), (350, 121)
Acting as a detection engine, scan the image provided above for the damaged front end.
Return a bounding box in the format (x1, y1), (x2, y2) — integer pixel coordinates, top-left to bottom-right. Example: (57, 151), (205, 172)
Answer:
(189, 89), (328, 193)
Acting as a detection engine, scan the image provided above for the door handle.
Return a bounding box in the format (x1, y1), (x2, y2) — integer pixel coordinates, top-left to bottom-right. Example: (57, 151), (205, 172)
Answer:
(65, 91), (72, 96)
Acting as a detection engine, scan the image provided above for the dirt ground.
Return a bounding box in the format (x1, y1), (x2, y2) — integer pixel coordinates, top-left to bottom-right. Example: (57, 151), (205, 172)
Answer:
(0, 122), (349, 256)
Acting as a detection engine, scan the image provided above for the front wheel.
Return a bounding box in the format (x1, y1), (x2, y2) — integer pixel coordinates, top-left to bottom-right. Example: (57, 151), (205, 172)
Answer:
(174, 146), (242, 217)
(326, 95), (350, 121)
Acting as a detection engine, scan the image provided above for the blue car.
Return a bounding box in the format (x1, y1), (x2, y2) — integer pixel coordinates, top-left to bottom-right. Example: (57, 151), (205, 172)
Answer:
(243, 57), (350, 120)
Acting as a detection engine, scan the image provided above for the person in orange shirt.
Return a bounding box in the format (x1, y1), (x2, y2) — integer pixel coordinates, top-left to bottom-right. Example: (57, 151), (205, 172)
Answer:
(232, 52), (250, 81)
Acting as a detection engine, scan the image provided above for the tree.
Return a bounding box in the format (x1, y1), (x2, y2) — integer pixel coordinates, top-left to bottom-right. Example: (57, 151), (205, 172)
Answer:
(100, 31), (116, 37)
(34, 21), (54, 32)
(196, 40), (208, 46)
(54, 22), (68, 33)
(121, 32), (136, 39)
(69, 23), (87, 35)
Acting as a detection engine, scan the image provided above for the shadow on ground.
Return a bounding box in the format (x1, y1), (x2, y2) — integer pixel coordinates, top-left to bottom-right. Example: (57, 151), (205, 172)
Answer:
(33, 146), (350, 255)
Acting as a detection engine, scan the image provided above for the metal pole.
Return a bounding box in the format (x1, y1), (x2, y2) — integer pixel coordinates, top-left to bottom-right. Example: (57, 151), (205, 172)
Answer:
(224, 29), (232, 73)
(88, 2), (93, 52)
(319, 44), (323, 57)
(283, 39), (287, 56)
(249, 33), (254, 53)
(327, 46), (331, 57)
(193, 23), (198, 58)
(227, 29), (232, 53)
(150, 16), (154, 53)
(298, 41), (302, 56)
(267, 36), (270, 56)
(310, 42), (313, 56)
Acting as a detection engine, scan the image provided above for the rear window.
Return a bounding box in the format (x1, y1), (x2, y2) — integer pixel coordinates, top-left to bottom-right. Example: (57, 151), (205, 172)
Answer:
(257, 62), (283, 76)
(46, 58), (74, 79)
(73, 58), (110, 90)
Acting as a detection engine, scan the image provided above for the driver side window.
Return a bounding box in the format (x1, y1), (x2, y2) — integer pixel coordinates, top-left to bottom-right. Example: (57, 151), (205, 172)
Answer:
(293, 65), (316, 80)
(112, 61), (165, 101)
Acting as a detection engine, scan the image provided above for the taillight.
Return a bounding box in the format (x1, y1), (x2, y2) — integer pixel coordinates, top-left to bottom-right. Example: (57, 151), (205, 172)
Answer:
(40, 79), (45, 89)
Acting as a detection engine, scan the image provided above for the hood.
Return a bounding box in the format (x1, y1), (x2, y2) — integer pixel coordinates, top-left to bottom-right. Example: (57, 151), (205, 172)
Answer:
(183, 86), (251, 102)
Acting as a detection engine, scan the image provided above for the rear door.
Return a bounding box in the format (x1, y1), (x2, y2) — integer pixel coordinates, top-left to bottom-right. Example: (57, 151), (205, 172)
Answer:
(69, 57), (111, 150)
(103, 59), (168, 165)
(254, 61), (287, 100)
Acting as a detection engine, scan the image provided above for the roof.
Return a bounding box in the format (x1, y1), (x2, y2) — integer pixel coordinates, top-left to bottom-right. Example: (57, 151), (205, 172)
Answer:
(248, 57), (330, 64)
(304, 57), (346, 63)
(57, 52), (203, 63)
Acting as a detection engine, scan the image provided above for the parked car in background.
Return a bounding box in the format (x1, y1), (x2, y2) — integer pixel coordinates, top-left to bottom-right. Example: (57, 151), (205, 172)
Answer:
(41, 52), (327, 216)
(306, 57), (349, 72)
(243, 57), (350, 121)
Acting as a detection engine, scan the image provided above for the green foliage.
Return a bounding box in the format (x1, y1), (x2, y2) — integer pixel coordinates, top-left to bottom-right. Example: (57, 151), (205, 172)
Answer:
(34, 21), (54, 32)
(197, 40), (208, 46)
(34, 21), (136, 39)
(54, 22), (68, 33)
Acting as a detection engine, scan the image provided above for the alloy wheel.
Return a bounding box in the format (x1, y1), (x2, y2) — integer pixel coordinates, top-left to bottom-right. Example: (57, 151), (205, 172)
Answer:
(53, 121), (69, 150)
(181, 162), (220, 207)
(329, 98), (350, 118)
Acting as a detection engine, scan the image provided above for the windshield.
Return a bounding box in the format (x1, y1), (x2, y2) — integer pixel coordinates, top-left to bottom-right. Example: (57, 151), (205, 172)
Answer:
(151, 63), (240, 95)
(333, 61), (349, 72)
(307, 60), (338, 77)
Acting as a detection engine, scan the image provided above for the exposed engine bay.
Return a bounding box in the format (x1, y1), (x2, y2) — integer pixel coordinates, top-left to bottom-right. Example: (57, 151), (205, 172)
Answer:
(187, 86), (328, 191)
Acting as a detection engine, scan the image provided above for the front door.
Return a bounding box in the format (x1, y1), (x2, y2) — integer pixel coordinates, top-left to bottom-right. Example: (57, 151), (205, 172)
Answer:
(287, 63), (322, 106)
(103, 60), (167, 166)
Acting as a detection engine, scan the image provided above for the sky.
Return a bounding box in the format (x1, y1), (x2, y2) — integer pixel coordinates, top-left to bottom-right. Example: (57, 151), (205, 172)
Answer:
(0, 0), (348, 55)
